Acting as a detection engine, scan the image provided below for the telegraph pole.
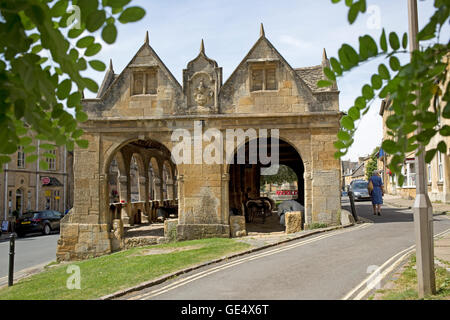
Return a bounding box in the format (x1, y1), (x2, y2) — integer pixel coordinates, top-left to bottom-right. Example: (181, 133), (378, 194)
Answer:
(408, 0), (436, 297)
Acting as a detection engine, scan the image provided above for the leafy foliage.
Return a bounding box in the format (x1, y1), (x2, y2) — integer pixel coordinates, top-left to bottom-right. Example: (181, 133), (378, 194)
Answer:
(260, 164), (298, 185)
(0, 0), (145, 170)
(365, 147), (379, 180)
(321, 0), (449, 185)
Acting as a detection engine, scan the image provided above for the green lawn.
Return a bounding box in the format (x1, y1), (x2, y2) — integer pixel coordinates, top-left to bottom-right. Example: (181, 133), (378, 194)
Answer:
(0, 238), (252, 300)
(372, 255), (450, 300)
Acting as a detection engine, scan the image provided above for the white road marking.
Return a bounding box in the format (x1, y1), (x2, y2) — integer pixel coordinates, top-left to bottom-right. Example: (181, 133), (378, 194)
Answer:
(342, 228), (450, 300)
(129, 223), (372, 300)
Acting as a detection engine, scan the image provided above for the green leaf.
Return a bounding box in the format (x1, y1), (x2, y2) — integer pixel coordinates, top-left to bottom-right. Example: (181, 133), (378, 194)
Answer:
(85, 43), (102, 56)
(106, 0), (132, 8)
(57, 79), (72, 100)
(389, 56), (401, 71)
(425, 149), (437, 163)
(68, 28), (84, 38)
(348, 106), (360, 120)
(341, 115), (355, 130)
(323, 67), (336, 81)
(86, 10), (106, 32)
(39, 160), (49, 170)
(50, 1), (68, 17)
(329, 57), (343, 75)
(437, 141), (446, 153)
(101, 24), (117, 44)
(348, 4), (359, 24)
(402, 32), (408, 49)
(76, 139), (89, 148)
(378, 64), (390, 79)
(118, 7), (146, 23)
(362, 84), (374, 99)
(23, 145), (36, 153)
(380, 29), (387, 52)
(40, 143), (55, 150)
(76, 111), (89, 122)
(89, 60), (106, 71)
(72, 129), (84, 139)
(388, 32), (400, 50)
(68, 92), (82, 108)
(339, 44), (359, 70)
(337, 130), (351, 141)
(43, 152), (56, 159)
(82, 78), (99, 93)
(317, 80), (333, 88)
(76, 36), (95, 48)
(382, 140), (397, 154)
(371, 74), (382, 90)
(19, 136), (33, 146)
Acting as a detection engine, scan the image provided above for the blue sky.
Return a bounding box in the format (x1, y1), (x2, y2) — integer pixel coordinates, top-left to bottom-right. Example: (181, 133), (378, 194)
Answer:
(82, 0), (446, 162)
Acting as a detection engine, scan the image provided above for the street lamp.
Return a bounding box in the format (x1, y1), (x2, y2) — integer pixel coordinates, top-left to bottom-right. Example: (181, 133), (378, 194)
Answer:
(408, 0), (436, 297)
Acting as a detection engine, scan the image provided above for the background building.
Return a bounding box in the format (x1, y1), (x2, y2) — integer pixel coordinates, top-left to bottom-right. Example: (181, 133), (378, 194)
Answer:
(0, 140), (74, 231)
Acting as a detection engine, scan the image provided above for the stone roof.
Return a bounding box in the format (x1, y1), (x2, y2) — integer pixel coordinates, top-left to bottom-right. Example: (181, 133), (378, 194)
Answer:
(295, 65), (333, 93)
(342, 160), (359, 176)
(352, 162), (365, 178)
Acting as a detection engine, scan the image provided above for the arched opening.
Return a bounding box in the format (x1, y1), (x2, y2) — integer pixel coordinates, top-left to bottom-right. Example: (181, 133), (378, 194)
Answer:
(105, 139), (177, 230)
(228, 137), (304, 234)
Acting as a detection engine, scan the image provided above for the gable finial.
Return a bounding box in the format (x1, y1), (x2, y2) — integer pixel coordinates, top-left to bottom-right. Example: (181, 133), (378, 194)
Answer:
(322, 48), (328, 61)
(109, 58), (114, 72)
(145, 30), (149, 44)
(260, 23), (265, 38)
(200, 39), (205, 54)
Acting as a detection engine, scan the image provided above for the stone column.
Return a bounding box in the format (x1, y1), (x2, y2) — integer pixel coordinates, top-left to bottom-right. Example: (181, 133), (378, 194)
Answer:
(166, 178), (174, 200)
(221, 172), (230, 228)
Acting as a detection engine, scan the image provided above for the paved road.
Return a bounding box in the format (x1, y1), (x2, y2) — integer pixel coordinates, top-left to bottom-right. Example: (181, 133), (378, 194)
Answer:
(123, 200), (450, 300)
(0, 232), (59, 280)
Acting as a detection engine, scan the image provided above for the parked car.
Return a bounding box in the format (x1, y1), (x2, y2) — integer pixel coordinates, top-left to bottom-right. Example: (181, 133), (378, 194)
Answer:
(348, 180), (371, 201)
(15, 210), (63, 237)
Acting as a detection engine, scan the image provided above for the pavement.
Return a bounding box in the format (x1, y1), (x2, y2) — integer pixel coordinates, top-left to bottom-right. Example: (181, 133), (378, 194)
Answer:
(383, 194), (450, 214)
(113, 200), (450, 300)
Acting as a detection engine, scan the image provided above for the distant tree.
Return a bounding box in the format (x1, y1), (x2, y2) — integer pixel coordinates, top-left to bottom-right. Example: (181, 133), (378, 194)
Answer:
(0, 0), (146, 170)
(260, 165), (297, 185)
(365, 147), (379, 180)
(320, 0), (449, 186)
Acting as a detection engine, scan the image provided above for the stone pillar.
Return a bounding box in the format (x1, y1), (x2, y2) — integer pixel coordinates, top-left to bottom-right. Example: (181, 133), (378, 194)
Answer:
(166, 178), (174, 200)
(222, 172), (230, 233)
(56, 133), (112, 261)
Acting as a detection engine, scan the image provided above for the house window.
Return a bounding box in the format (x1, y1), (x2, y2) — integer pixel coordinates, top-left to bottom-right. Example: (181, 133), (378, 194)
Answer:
(438, 151), (443, 182)
(132, 70), (157, 95)
(401, 160), (416, 187)
(17, 146), (25, 168)
(27, 190), (32, 211)
(250, 65), (277, 92)
(46, 149), (56, 170)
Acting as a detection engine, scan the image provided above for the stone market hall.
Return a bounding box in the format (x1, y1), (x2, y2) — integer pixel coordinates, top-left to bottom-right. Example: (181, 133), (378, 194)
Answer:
(56, 25), (342, 261)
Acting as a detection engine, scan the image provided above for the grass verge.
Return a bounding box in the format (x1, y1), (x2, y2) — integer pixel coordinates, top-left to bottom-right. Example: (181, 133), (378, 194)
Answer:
(372, 255), (450, 300)
(0, 238), (252, 300)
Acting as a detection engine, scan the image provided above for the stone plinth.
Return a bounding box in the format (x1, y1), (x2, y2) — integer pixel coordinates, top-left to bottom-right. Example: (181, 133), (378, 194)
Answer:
(164, 219), (178, 241)
(285, 211), (303, 234)
(177, 224), (230, 241)
(229, 215), (247, 237)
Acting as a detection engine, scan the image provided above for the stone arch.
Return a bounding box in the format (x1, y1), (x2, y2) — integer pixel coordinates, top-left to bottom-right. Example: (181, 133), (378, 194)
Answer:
(227, 136), (306, 232)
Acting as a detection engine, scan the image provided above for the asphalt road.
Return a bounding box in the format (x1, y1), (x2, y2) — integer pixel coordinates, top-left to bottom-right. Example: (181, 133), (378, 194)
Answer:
(0, 232), (59, 280)
(123, 199), (450, 300)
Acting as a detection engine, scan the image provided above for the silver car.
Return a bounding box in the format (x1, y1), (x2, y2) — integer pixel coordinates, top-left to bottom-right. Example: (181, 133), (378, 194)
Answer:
(348, 180), (371, 201)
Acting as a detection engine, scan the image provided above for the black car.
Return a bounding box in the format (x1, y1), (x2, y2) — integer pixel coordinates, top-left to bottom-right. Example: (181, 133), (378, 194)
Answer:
(15, 210), (63, 237)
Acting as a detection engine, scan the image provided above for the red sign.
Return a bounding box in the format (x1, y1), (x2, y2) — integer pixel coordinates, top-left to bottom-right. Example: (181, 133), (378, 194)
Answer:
(276, 190), (298, 196)
(41, 177), (51, 185)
